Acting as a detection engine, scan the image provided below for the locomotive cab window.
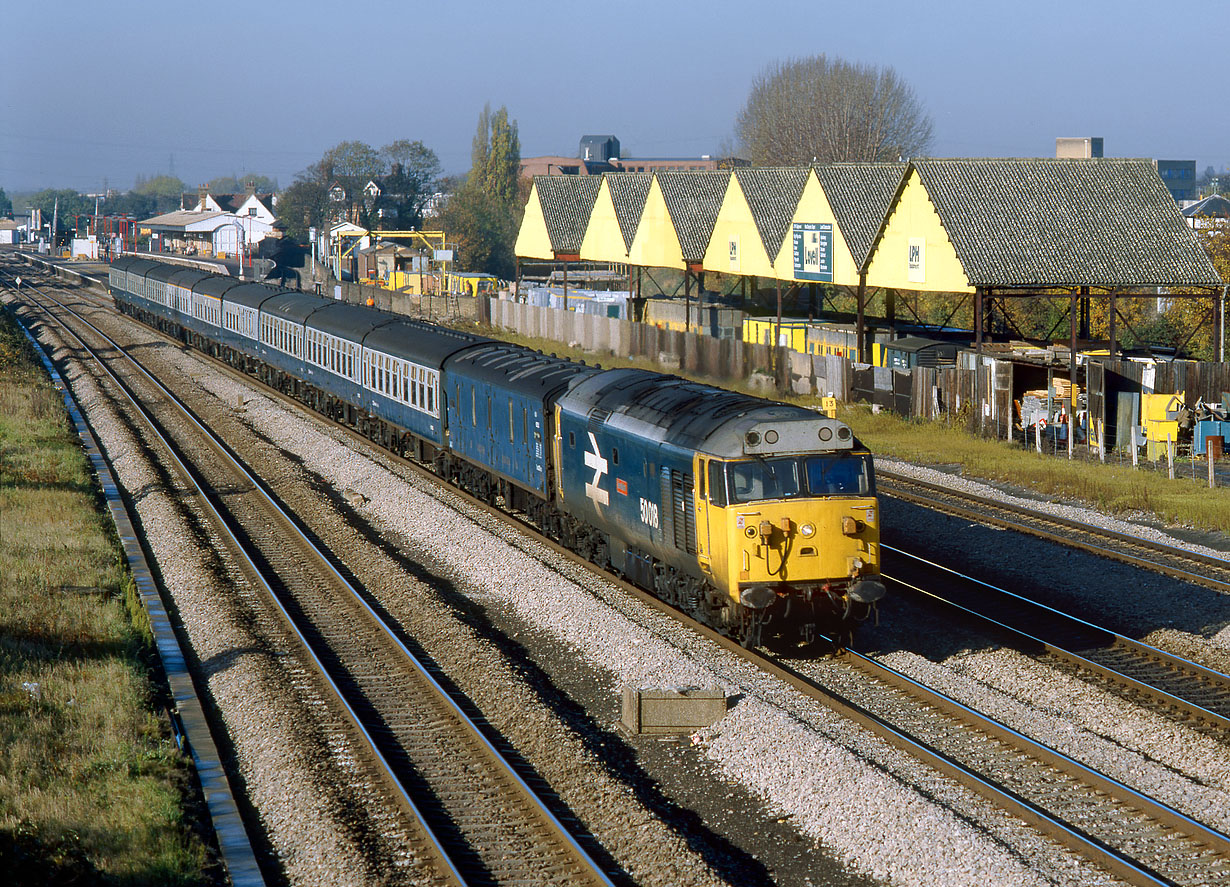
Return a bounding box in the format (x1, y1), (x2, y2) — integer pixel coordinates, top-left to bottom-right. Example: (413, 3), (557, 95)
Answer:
(708, 461), (727, 507)
(568, 431), (575, 448)
(611, 447), (619, 466)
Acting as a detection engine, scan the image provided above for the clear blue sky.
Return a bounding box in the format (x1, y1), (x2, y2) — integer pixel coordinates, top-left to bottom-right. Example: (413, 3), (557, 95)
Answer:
(2, 0), (1225, 193)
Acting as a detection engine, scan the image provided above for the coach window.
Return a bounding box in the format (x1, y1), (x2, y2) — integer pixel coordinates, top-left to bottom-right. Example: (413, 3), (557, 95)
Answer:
(568, 431), (575, 448)
(612, 447), (619, 466)
(426, 384), (434, 415)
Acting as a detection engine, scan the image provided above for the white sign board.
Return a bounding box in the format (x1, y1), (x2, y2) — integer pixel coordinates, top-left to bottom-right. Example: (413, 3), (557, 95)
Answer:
(907, 237), (925, 283)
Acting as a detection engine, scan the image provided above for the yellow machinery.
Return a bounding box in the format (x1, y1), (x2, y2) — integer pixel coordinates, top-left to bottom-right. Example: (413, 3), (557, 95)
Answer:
(1142, 392), (1185, 461)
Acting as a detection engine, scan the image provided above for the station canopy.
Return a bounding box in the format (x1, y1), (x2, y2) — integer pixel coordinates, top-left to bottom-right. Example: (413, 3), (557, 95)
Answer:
(863, 158), (1222, 292)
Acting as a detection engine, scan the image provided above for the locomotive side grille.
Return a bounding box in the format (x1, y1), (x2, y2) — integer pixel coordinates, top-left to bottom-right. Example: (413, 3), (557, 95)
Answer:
(660, 468), (697, 555)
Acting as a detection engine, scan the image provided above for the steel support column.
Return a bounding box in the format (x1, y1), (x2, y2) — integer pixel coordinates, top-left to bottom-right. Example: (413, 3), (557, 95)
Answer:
(1108, 290), (1117, 359)
(1218, 286), (1227, 362)
(1070, 289), (1079, 406)
(856, 276), (867, 364)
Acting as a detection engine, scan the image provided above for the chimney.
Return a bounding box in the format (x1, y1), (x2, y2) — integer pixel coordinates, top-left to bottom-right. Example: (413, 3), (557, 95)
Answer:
(245, 179), (256, 196)
(197, 184), (207, 209)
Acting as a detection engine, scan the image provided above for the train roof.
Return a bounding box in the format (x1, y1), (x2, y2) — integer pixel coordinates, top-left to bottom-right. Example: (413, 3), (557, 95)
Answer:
(251, 290), (322, 321)
(558, 368), (860, 458)
(147, 263), (186, 283)
(444, 342), (600, 400)
(363, 319), (489, 367)
(225, 281), (296, 311)
(306, 301), (398, 341)
(193, 274), (244, 298)
(111, 256), (150, 274)
(168, 268), (214, 289)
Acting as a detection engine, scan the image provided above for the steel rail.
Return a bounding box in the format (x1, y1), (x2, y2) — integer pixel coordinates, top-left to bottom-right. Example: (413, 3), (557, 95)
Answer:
(0, 281), (267, 887)
(883, 544), (1230, 731)
(878, 468), (1230, 591)
(11, 278), (615, 887)
(23, 262), (1230, 885)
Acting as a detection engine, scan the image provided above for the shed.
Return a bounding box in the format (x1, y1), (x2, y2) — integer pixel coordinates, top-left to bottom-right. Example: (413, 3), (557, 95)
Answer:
(883, 336), (962, 369)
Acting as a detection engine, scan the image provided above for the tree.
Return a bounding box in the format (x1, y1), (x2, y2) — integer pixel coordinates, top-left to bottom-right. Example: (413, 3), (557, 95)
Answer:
(375, 139), (441, 229)
(0, 187), (11, 217)
(132, 175), (187, 213)
(435, 104), (523, 279)
(735, 55), (933, 165)
(204, 173), (278, 194)
(276, 178), (330, 242)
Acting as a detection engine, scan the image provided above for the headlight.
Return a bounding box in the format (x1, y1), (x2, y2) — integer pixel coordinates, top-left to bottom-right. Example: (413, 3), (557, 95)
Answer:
(799, 522), (816, 538)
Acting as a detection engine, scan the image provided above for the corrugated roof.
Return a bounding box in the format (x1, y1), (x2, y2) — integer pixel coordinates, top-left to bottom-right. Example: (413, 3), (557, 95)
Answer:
(655, 171), (730, 263)
(532, 175), (602, 254)
(733, 167), (812, 259)
(1183, 194), (1230, 219)
(140, 209), (229, 228)
(814, 162), (907, 267)
(605, 172), (653, 250)
(910, 158), (1222, 287)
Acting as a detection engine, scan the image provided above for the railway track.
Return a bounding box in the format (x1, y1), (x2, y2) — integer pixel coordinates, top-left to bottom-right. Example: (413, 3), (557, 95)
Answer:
(5, 272), (615, 887)
(878, 468), (1230, 593)
(883, 545), (1230, 736)
(13, 260), (1230, 885)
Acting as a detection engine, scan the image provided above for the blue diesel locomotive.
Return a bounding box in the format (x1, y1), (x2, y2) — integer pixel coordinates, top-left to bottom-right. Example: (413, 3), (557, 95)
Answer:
(108, 257), (884, 647)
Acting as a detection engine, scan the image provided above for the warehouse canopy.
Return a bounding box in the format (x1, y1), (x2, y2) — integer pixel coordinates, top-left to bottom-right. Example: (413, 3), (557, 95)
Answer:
(580, 172), (653, 263)
(863, 158), (1222, 292)
(513, 175), (602, 260)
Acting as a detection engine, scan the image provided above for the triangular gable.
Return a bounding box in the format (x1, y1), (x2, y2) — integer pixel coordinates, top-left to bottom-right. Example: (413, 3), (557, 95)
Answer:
(580, 176), (632, 262)
(628, 176), (685, 269)
(703, 172), (777, 277)
(533, 175), (601, 254)
(815, 162), (908, 270)
(654, 171), (729, 265)
(863, 166), (974, 293)
(768, 170), (861, 286)
(606, 172), (653, 251)
(514, 181), (554, 260)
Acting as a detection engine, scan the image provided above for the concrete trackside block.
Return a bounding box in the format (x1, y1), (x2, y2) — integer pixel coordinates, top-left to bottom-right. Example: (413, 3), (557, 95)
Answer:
(620, 686), (729, 734)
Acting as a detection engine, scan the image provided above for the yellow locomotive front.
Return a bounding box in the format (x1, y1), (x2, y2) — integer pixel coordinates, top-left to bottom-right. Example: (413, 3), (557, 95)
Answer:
(693, 416), (885, 646)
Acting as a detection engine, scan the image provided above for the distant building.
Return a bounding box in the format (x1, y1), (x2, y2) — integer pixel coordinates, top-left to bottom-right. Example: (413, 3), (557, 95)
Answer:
(579, 135), (620, 163)
(1182, 193), (1230, 229)
(1155, 159), (1197, 202)
(1056, 137), (1103, 159)
(521, 134), (747, 179)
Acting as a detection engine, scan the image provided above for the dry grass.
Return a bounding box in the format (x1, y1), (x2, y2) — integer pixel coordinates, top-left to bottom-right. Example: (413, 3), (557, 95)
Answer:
(841, 404), (1230, 533)
(0, 306), (208, 885)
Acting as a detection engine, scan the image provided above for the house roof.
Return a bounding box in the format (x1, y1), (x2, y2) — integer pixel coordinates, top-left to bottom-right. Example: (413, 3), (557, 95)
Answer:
(655, 171), (730, 263)
(733, 167), (812, 258)
(605, 172), (653, 250)
(532, 175), (602, 254)
(902, 158), (1222, 288)
(814, 162), (908, 267)
(1183, 194), (1230, 219)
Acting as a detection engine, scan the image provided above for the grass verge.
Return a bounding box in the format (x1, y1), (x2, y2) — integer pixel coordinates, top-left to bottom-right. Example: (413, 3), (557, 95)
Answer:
(0, 304), (210, 885)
